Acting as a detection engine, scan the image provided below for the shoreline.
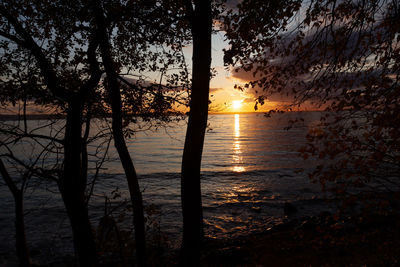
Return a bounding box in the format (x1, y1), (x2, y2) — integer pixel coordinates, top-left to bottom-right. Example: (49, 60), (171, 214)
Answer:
(200, 212), (400, 266)
(1, 212), (399, 266)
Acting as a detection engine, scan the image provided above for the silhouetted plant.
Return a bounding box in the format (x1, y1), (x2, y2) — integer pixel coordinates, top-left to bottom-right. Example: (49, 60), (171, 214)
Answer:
(224, 0), (400, 210)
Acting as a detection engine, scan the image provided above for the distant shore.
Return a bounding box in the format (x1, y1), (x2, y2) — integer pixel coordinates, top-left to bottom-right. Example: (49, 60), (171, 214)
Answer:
(0, 114), (65, 121)
(0, 110), (327, 121)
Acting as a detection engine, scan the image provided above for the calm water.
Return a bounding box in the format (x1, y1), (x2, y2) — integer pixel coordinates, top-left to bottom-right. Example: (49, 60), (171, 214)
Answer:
(0, 112), (335, 262)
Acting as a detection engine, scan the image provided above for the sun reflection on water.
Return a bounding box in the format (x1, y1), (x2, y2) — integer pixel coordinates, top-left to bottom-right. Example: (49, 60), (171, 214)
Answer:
(233, 166), (245, 172)
(232, 114), (245, 172)
(234, 113), (240, 138)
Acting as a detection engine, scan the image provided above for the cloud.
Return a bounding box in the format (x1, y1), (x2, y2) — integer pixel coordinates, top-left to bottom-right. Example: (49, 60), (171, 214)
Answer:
(243, 97), (254, 103)
(223, 0), (398, 111)
(230, 66), (298, 103)
(230, 67), (259, 82)
(210, 87), (224, 93)
(228, 22), (389, 106)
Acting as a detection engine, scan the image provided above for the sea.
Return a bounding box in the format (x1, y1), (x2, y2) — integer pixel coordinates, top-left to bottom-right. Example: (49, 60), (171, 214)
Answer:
(0, 112), (337, 263)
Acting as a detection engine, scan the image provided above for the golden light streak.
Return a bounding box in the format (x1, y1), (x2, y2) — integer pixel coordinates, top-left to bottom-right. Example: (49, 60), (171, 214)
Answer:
(232, 114), (245, 173)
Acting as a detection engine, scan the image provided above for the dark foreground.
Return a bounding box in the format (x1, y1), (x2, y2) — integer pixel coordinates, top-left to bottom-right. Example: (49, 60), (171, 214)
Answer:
(2, 213), (399, 266)
(199, 213), (400, 267)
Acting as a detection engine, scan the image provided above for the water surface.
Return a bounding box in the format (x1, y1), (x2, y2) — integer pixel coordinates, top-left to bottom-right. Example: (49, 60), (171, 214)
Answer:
(0, 112), (333, 262)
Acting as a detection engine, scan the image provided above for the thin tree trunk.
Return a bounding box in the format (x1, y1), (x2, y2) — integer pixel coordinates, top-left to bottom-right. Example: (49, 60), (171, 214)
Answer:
(14, 191), (30, 267)
(58, 99), (97, 266)
(0, 159), (31, 267)
(111, 117), (146, 267)
(0, 6), (100, 266)
(181, 0), (212, 264)
(91, 1), (147, 266)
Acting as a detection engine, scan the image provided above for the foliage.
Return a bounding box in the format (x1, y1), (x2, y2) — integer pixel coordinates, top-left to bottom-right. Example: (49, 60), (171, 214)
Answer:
(224, 0), (400, 204)
(0, 0), (193, 264)
(0, 0), (191, 121)
(97, 0), (192, 124)
(94, 189), (170, 266)
(0, 0), (194, 199)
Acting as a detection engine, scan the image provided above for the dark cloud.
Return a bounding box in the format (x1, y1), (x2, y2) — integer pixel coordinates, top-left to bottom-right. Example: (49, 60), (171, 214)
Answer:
(224, 0), (396, 111)
(230, 67), (259, 82)
(230, 67), (298, 102)
(228, 23), (389, 105)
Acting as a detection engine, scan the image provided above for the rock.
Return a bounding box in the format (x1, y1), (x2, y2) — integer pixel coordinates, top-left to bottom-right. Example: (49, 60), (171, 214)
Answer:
(319, 211), (331, 220)
(273, 219), (299, 231)
(284, 202), (298, 216)
(318, 211), (333, 225)
(251, 207), (261, 213)
(298, 217), (317, 230)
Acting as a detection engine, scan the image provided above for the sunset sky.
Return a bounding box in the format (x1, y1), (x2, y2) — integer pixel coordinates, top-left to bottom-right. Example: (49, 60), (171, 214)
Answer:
(205, 33), (275, 113)
(0, 26), (296, 115)
(178, 32), (280, 114)
(2, 33), (276, 115)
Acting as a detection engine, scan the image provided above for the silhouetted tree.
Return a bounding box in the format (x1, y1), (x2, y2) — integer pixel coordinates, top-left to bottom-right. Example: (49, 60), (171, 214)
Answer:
(224, 0), (400, 206)
(91, 1), (147, 264)
(0, 158), (31, 266)
(0, 1), (102, 265)
(92, 1), (192, 265)
(0, 103), (115, 265)
(180, 0), (212, 264)
(1, 0), (191, 265)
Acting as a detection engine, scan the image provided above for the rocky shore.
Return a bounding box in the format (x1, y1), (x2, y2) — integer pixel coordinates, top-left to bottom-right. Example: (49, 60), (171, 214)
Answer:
(2, 209), (399, 266)
(199, 212), (400, 266)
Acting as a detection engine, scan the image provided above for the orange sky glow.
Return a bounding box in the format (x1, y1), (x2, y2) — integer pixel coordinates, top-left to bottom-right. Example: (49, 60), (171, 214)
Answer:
(1, 33), (314, 116)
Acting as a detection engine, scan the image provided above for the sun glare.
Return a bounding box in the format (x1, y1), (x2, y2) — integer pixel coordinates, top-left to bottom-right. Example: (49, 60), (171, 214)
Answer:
(232, 100), (243, 110)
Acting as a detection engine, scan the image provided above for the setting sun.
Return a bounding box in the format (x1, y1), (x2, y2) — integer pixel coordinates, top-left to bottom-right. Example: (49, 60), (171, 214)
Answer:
(232, 100), (243, 110)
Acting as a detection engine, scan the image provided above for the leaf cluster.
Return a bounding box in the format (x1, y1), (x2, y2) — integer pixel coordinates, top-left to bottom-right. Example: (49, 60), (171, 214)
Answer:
(224, 0), (400, 203)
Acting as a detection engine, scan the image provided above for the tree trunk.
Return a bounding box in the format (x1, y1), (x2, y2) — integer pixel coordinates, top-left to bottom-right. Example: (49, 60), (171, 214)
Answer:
(91, 1), (147, 266)
(58, 99), (97, 266)
(111, 121), (146, 267)
(15, 191), (31, 267)
(181, 0), (212, 264)
(0, 160), (31, 267)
